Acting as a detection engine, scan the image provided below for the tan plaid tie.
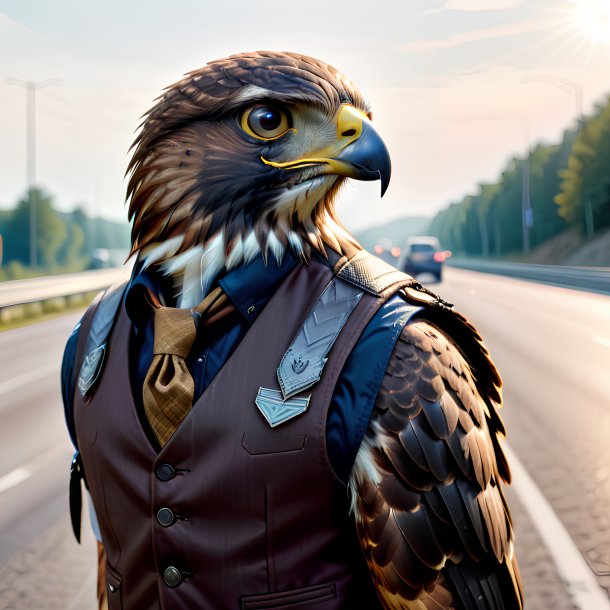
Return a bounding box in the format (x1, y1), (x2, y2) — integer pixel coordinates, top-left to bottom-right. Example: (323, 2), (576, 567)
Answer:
(143, 286), (232, 447)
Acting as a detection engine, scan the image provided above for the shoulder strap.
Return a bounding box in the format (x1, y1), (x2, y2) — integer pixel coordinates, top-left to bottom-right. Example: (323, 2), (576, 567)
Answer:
(68, 279), (127, 543)
(272, 251), (429, 407)
(75, 280), (128, 398)
(82, 280), (128, 361)
(330, 248), (455, 307)
(68, 279), (128, 446)
(68, 291), (105, 442)
(276, 277), (364, 402)
(332, 250), (412, 296)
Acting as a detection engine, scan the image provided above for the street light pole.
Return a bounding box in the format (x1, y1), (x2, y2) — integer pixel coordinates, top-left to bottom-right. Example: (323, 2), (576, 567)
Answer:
(522, 75), (591, 236)
(5, 77), (60, 267)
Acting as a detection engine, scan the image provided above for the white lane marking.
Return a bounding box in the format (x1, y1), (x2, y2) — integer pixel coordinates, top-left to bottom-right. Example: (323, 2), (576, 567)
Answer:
(0, 467), (31, 493)
(593, 336), (610, 348)
(0, 442), (71, 494)
(504, 443), (610, 610)
(0, 363), (58, 396)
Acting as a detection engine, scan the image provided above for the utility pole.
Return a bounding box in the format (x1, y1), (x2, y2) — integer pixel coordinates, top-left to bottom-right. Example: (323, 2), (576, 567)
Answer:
(523, 75), (590, 236)
(5, 77), (60, 267)
(522, 152), (532, 254)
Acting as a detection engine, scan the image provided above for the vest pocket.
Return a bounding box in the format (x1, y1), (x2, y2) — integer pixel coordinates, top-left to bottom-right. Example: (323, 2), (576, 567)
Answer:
(241, 581), (336, 609)
(241, 433), (306, 455)
(105, 563), (123, 610)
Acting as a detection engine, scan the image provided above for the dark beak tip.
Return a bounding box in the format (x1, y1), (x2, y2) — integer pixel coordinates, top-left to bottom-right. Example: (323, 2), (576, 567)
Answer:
(380, 164), (391, 197)
(334, 120), (392, 196)
(380, 171), (390, 197)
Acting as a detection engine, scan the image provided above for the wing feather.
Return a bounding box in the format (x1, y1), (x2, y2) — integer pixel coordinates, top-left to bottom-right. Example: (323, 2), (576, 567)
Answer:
(421, 398), (452, 439)
(349, 315), (523, 610)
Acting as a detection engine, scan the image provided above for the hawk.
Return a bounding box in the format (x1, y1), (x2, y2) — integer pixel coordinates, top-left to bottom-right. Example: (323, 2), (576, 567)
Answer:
(88, 51), (523, 609)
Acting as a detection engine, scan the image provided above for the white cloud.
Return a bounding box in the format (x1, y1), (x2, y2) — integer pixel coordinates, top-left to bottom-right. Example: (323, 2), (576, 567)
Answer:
(421, 0), (521, 14)
(0, 11), (34, 34)
(398, 19), (552, 53)
(444, 0), (522, 10)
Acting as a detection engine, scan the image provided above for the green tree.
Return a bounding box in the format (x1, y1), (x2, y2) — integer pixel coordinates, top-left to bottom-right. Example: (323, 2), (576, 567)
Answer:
(58, 221), (86, 270)
(527, 134), (571, 248)
(430, 202), (468, 255)
(429, 97), (610, 259)
(3, 188), (67, 269)
(556, 97), (610, 233)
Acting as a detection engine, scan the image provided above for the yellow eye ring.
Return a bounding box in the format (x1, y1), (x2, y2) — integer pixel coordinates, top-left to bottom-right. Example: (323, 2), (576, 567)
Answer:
(241, 105), (292, 140)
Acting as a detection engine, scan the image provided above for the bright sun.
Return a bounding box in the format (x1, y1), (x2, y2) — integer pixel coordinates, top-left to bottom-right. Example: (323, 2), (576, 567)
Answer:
(570, 0), (610, 43)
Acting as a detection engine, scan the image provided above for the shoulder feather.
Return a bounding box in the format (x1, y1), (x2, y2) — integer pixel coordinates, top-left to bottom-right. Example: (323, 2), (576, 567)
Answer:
(349, 314), (523, 610)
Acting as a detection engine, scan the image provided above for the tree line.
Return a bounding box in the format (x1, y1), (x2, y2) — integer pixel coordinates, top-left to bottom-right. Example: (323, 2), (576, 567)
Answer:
(0, 188), (130, 280)
(430, 94), (610, 258)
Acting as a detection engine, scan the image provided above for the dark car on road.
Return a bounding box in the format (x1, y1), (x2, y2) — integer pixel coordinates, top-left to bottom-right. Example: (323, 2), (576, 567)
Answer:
(400, 236), (449, 281)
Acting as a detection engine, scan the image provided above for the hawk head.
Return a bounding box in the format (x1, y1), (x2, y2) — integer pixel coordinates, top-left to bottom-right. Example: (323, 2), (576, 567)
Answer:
(127, 51), (391, 305)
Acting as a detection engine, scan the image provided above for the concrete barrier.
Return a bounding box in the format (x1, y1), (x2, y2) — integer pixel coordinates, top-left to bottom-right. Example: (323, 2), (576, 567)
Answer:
(0, 267), (131, 324)
(449, 258), (610, 295)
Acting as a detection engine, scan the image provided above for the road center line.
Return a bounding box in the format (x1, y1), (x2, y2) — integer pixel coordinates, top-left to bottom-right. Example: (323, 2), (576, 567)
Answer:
(504, 443), (610, 610)
(0, 442), (71, 495)
(0, 363), (58, 396)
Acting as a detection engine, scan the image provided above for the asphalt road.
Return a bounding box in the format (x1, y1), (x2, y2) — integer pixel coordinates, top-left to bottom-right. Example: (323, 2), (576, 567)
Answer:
(436, 268), (610, 603)
(0, 311), (98, 610)
(0, 268), (608, 609)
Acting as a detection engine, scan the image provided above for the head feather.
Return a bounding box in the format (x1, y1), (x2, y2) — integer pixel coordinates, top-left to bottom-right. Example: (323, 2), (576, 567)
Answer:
(126, 51), (365, 296)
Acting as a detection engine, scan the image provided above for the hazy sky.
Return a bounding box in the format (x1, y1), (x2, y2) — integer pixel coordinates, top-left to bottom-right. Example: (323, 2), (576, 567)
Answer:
(1, 0), (609, 231)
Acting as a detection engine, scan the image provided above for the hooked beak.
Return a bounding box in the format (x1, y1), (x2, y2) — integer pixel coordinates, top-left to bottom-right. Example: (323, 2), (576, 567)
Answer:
(331, 120), (392, 197)
(260, 104), (392, 197)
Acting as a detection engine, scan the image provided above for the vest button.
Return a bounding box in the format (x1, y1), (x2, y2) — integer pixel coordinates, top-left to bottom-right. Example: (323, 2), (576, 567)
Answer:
(156, 463), (175, 481)
(163, 566), (183, 588)
(157, 507), (176, 527)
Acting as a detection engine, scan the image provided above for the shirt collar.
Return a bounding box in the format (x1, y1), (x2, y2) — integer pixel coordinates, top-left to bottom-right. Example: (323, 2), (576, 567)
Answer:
(218, 250), (298, 321)
(124, 260), (170, 330)
(125, 250), (300, 330)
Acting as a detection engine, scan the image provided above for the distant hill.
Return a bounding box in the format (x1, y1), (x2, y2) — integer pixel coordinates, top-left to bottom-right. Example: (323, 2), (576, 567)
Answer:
(354, 216), (431, 252)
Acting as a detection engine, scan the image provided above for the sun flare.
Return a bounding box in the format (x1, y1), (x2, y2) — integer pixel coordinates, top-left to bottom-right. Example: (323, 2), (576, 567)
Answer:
(570, 0), (610, 43)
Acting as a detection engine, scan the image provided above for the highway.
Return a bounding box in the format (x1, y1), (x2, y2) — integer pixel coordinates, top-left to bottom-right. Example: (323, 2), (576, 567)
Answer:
(438, 268), (610, 608)
(0, 267), (608, 609)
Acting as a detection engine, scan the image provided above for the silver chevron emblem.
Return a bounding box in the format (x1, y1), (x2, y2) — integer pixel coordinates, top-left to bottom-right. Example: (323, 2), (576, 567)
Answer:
(278, 279), (363, 400)
(255, 387), (310, 427)
(78, 343), (106, 397)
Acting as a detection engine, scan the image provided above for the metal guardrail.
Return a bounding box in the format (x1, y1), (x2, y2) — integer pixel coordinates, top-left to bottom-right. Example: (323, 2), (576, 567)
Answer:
(1, 259), (608, 313)
(0, 267), (131, 309)
(449, 258), (610, 295)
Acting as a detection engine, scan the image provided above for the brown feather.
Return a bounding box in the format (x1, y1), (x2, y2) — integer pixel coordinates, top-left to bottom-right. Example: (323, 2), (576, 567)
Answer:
(125, 51), (368, 267)
(351, 315), (523, 609)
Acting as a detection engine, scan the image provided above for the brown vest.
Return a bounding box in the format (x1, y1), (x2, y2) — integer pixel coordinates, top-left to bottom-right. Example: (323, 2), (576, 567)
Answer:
(74, 259), (402, 610)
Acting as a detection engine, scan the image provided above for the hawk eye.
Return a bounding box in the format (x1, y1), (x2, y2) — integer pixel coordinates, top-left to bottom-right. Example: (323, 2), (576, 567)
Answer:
(242, 105), (291, 140)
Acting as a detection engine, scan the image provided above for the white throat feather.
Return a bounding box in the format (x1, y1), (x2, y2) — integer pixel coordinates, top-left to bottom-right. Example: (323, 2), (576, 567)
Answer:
(140, 229), (306, 308)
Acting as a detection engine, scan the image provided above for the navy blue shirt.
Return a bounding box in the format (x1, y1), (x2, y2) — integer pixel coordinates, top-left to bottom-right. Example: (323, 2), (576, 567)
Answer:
(62, 252), (418, 484)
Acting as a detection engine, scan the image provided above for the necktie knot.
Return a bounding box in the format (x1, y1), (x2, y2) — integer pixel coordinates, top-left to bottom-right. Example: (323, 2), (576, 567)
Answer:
(143, 285), (234, 448)
(152, 306), (197, 358)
